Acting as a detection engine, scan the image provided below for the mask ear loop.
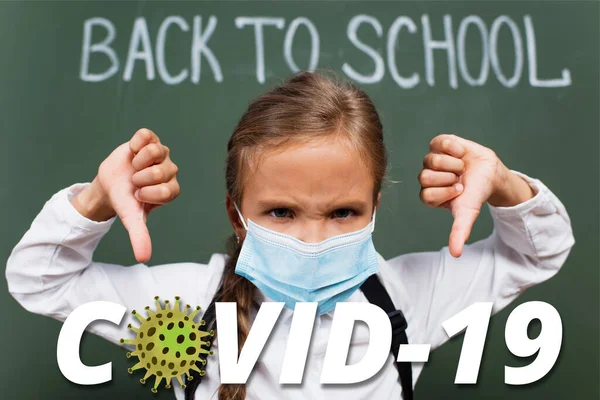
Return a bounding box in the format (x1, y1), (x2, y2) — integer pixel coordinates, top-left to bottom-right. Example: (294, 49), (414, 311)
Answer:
(233, 202), (249, 231)
(371, 207), (377, 233)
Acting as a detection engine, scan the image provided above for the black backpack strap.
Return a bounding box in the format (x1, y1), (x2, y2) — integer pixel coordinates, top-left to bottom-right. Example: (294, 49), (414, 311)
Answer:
(184, 284), (222, 400)
(360, 274), (413, 400)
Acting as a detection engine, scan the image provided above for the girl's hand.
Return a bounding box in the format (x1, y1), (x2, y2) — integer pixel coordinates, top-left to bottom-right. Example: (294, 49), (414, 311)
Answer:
(418, 134), (534, 258)
(71, 128), (180, 263)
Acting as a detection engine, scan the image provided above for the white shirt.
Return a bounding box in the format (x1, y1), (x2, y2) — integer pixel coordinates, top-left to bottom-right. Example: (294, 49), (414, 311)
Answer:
(5, 170), (574, 400)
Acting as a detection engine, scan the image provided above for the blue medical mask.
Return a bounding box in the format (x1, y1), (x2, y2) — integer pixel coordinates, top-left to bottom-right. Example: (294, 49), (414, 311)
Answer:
(233, 204), (379, 316)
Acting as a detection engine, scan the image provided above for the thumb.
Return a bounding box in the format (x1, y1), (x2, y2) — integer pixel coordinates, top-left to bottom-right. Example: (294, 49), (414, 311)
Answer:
(448, 134), (484, 155)
(115, 193), (152, 263)
(449, 206), (480, 258)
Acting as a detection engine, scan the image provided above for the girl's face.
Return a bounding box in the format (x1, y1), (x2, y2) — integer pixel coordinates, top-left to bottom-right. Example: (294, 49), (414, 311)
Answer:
(226, 136), (381, 243)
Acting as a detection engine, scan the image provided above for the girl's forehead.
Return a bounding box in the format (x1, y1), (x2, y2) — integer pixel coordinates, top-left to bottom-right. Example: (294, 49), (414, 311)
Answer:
(241, 138), (374, 205)
(256, 136), (366, 168)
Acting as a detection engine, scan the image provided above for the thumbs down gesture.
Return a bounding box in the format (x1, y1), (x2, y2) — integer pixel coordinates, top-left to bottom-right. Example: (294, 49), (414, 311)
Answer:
(71, 128), (180, 263)
(418, 134), (535, 258)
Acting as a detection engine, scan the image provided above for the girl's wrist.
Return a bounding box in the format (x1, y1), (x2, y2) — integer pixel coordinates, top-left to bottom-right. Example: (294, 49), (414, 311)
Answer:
(70, 178), (116, 222)
(488, 166), (535, 207)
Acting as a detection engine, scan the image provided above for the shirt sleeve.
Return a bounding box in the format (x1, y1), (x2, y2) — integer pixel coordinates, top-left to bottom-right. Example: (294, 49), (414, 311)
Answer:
(5, 183), (225, 347)
(381, 170), (575, 349)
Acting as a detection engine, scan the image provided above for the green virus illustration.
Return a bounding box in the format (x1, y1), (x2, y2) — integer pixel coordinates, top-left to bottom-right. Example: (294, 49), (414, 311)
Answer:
(120, 296), (214, 393)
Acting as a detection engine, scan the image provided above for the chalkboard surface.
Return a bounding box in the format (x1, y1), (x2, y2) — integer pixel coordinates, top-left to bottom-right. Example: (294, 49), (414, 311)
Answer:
(1, 1), (598, 399)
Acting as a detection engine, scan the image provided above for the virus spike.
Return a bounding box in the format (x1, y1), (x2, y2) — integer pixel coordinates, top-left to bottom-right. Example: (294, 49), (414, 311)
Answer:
(165, 380), (172, 389)
(132, 310), (145, 323)
(190, 363), (202, 374)
(173, 297), (181, 311)
(188, 305), (202, 320)
(164, 299), (171, 311)
(142, 369), (153, 382)
(199, 340), (210, 349)
(145, 306), (155, 318)
(120, 338), (135, 345)
(153, 375), (164, 392)
(199, 319), (206, 326)
(128, 361), (145, 374)
(127, 324), (139, 333)
(197, 330), (211, 339)
(176, 374), (185, 387)
(154, 296), (163, 311)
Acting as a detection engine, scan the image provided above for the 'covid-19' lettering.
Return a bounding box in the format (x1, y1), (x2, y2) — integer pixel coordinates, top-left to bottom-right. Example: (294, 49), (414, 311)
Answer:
(57, 300), (562, 386)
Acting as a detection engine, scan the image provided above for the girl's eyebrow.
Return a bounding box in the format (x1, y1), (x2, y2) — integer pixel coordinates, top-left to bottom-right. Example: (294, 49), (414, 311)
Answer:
(256, 199), (369, 212)
(256, 199), (299, 210)
(331, 201), (369, 213)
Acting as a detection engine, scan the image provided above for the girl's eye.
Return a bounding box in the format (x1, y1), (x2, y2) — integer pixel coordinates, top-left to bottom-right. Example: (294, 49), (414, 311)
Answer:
(269, 208), (293, 218)
(331, 208), (356, 219)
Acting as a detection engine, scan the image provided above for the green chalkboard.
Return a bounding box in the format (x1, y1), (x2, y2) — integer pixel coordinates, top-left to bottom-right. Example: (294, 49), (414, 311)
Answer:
(1, 1), (598, 399)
